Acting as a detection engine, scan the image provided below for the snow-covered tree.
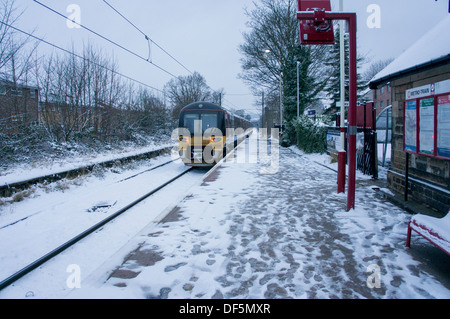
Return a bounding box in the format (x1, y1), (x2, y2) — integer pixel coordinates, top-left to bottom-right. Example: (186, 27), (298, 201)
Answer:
(238, 0), (330, 124)
(164, 72), (218, 118)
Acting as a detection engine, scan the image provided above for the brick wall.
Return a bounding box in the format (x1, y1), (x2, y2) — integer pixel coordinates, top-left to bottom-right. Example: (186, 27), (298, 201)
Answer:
(388, 62), (450, 214)
(0, 83), (39, 134)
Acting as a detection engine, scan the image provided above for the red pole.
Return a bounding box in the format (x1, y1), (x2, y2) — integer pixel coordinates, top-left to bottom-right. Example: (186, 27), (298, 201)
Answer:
(337, 150), (346, 193)
(296, 11), (357, 210)
(406, 221), (412, 248)
(346, 13), (357, 211)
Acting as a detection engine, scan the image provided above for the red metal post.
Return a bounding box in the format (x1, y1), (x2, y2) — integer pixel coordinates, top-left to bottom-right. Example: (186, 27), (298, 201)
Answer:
(337, 119), (345, 193)
(337, 150), (346, 193)
(296, 11), (357, 210)
(346, 13), (357, 211)
(406, 221), (412, 248)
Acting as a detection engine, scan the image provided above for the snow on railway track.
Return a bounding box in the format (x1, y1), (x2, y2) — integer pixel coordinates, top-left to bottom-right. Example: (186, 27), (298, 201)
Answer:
(0, 153), (208, 297)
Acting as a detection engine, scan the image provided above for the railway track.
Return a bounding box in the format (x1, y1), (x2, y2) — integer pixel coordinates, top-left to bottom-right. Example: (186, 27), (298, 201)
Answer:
(0, 158), (179, 231)
(0, 164), (193, 291)
(0, 146), (173, 197)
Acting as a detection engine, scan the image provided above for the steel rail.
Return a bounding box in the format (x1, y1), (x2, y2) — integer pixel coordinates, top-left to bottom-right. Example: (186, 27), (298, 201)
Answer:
(0, 146), (173, 197)
(0, 167), (193, 291)
(0, 159), (178, 231)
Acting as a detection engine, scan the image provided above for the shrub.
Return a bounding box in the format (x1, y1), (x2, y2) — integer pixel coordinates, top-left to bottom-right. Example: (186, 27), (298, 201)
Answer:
(291, 115), (328, 153)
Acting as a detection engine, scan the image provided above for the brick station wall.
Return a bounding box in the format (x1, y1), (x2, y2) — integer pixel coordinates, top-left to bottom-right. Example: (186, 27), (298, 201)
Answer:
(388, 62), (450, 214)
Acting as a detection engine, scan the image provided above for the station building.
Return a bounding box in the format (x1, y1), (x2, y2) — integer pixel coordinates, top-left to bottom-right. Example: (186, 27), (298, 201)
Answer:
(369, 16), (450, 215)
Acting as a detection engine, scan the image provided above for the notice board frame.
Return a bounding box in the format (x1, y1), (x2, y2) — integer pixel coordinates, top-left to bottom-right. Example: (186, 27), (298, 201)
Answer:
(403, 88), (450, 161)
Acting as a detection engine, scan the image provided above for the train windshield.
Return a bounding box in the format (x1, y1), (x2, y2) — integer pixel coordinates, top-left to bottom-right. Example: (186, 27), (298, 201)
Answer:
(184, 113), (218, 134)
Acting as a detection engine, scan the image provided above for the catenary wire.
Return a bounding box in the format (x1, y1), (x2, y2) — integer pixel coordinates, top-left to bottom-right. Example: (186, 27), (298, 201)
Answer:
(102, 0), (194, 75)
(1, 21), (163, 93)
(33, 0), (253, 111)
(32, 0), (178, 79)
(100, 0), (246, 110)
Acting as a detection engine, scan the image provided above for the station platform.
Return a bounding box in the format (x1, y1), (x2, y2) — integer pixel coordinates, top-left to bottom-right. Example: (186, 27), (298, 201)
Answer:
(75, 131), (450, 299)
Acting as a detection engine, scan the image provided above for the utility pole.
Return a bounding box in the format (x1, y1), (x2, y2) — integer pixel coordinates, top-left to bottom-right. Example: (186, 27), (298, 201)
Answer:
(261, 91), (265, 129)
(337, 0), (346, 194)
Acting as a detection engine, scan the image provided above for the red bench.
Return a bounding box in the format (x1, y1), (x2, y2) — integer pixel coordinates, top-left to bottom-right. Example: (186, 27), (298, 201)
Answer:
(406, 210), (450, 256)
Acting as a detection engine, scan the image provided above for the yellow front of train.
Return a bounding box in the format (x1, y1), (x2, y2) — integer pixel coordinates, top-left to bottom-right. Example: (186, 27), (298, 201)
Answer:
(178, 102), (228, 166)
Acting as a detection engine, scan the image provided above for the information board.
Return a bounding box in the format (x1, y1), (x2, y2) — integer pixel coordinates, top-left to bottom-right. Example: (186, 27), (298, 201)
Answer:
(326, 127), (342, 155)
(403, 79), (450, 160)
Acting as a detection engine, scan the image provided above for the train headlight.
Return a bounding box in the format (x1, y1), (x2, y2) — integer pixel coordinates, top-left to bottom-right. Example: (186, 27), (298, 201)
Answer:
(209, 136), (222, 143)
(179, 136), (189, 143)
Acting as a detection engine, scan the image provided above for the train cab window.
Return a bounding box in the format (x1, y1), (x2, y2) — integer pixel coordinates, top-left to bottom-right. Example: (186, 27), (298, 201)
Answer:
(184, 114), (198, 134)
(201, 114), (217, 131)
(183, 113), (218, 134)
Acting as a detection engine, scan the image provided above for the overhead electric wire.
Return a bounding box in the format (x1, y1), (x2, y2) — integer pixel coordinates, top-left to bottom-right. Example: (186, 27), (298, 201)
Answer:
(1, 21), (163, 93)
(33, 0), (251, 111)
(102, 0), (193, 75)
(100, 0), (243, 110)
(32, 0), (178, 79)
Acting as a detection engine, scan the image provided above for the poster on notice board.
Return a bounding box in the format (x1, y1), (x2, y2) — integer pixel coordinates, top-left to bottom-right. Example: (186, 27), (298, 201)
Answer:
(419, 97), (435, 155)
(437, 94), (450, 158)
(404, 100), (417, 152)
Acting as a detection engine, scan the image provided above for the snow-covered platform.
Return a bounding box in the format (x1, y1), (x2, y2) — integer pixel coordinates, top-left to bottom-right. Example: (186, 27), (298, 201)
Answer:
(72, 132), (450, 299)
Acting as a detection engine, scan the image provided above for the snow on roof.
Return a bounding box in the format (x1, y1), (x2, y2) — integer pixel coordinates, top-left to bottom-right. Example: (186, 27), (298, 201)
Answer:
(370, 15), (450, 87)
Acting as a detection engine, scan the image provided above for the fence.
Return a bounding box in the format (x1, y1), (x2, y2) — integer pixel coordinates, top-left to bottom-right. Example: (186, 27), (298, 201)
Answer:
(326, 102), (379, 179)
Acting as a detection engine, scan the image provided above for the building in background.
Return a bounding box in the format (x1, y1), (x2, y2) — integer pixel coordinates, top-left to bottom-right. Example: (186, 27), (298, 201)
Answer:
(0, 79), (39, 134)
(373, 83), (391, 116)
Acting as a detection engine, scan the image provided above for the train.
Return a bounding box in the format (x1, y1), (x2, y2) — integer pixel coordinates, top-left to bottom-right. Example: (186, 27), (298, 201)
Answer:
(177, 101), (252, 166)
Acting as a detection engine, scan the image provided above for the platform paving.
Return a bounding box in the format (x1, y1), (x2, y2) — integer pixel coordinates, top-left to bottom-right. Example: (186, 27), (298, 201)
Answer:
(76, 134), (450, 299)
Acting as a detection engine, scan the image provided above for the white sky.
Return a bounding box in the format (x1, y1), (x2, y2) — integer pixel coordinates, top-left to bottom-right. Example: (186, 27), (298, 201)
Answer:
(15, 0), (450, 116)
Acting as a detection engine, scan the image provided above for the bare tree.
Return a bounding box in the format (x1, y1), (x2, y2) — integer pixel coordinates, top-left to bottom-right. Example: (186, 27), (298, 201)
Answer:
(0, 0), (23, 71)
(138, 87), (170, 130)
(362, 58), (394, 83)
(164, 71), (213, 118)
(0, 0), (42, 142)
(35, 43), (125, 142)
(0, 0), (38, 80)
(211, 88), (225, 106)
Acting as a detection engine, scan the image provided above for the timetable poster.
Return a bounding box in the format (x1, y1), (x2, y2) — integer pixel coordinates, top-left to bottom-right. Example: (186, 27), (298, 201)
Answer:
(437, 95), (450, 158)
(404, 100), (417, 152)
(419, 97), (435, 155)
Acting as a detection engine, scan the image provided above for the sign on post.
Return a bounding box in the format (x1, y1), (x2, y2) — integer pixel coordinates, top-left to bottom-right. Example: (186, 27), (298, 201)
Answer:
(297, 0), (335, 44)
(297, 1), (358, 211)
